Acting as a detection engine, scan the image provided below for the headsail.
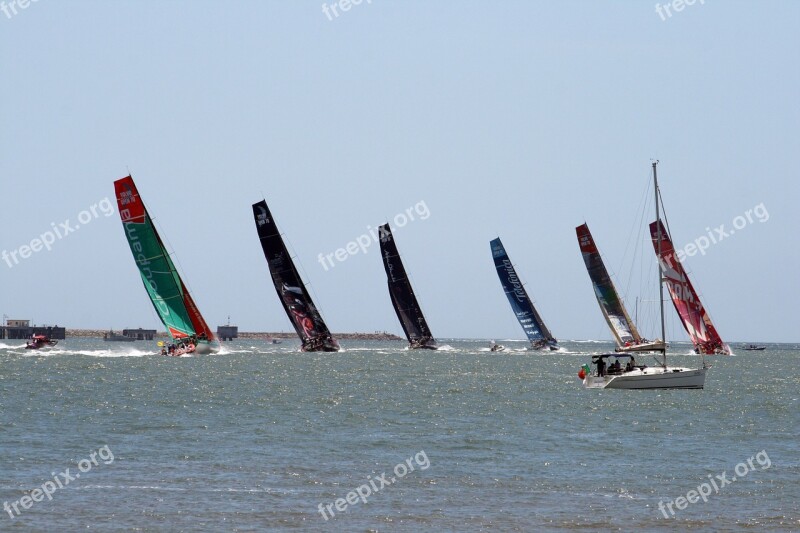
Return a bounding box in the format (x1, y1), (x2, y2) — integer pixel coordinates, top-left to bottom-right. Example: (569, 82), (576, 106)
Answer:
(490, 238), (557, 349)
(649, 220), (729, 355)
(252, 200), (339, 352)
(576, 224), (641, 347)
(114, 176), (217, 347)
(379, 224), (437, 349)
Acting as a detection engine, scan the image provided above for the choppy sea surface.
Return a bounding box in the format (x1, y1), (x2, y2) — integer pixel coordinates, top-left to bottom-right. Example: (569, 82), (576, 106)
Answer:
(0, 338), (797, 532)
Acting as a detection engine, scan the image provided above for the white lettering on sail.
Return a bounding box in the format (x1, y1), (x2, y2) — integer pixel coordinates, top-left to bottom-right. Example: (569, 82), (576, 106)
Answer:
(384, 250), (401, 283)
(503, 259), (526, 303)
(119, 190), (135, 207)
(666, 279), (695, 304)
(124, 221), (170, 317)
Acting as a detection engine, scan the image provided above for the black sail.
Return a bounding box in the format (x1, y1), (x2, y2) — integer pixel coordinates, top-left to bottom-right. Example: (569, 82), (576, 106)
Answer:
(378, 224), (437, 349)
(252, 200), (339, 352)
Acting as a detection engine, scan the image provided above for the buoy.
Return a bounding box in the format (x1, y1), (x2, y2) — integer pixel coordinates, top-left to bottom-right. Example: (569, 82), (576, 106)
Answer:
(578, 369), (586, 379)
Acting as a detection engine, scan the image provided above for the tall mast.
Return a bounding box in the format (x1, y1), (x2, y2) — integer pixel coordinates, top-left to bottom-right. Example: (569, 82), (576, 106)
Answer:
(653, 160), (667, 368)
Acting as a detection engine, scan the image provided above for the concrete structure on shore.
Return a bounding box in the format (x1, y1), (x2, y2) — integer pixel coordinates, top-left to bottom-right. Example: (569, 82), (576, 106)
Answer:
(122, 328), (156, 340)
(1, 319), (66, 340)
(217, 325), (238, 341)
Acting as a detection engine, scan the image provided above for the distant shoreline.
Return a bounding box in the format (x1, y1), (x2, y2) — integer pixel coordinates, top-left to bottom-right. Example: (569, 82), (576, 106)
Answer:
(65, 329), (403, 341)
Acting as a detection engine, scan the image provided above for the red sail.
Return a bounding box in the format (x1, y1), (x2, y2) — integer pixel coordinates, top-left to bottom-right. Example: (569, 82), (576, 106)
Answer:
(649, 220), (729, 355)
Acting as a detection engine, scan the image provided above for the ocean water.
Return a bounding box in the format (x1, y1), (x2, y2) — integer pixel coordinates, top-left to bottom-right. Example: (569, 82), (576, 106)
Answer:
(0, 339), (797, 532)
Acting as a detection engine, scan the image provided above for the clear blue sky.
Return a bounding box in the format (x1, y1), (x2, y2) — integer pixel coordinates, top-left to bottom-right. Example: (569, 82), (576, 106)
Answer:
(1, 1), (797, 342)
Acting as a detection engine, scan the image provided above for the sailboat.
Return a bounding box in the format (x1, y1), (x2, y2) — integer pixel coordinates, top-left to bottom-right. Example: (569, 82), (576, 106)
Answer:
(252, 200), (340, 352)
(575, 224), (665, 353)
(378, 224), (437, 349)
(490, 238), (559, 350)
(114, 176), (220, 354)
(581, 161), (711, 389)
(649, 220), (731, 355)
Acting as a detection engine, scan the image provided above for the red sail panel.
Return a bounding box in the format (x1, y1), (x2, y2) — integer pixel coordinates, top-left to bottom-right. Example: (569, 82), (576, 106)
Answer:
(115, 176), (147, 223)
(649, 220), (728, 355)
(181, 285), (215, 340)
(168, 326), (189, 339)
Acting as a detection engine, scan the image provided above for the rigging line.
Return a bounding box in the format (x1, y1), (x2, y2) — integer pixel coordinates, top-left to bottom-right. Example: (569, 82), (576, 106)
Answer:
(395, 240), (434, 332)
(131, 202), (188, 336)
(635, 172), (655, 323)
(155, 217), (201, 310)
(620, 168), (652, 304)
(279, 210), (333, 330)
(150, 210), (213, 336)
(657, 182), (674, 239)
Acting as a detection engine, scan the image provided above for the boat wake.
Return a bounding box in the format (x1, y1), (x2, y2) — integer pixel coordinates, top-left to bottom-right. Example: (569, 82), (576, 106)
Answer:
(0, 342), (27, 349)
(215, 345), (256, 355)
(22, 348), (153, 357)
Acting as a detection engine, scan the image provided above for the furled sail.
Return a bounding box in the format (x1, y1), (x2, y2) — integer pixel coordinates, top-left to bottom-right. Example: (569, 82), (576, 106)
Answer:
(252, 200), (339, 352)
(576, 224), (641, 347)
(379, 224), (437, 349)
(114, 176), (216, 345)
(650, 220), (729, 355)
(490, 238), (557, 349)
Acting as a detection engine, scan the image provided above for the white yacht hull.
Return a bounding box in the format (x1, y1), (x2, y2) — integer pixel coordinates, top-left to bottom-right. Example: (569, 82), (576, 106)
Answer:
(583, 366), (706, 390)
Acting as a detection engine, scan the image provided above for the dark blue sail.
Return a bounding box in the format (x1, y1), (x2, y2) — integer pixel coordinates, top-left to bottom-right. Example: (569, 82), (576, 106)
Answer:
(490, 238), (557, 349)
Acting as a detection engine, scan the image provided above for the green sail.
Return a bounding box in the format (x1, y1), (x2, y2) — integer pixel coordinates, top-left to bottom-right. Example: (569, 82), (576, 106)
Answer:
(115, 176), (196, 339)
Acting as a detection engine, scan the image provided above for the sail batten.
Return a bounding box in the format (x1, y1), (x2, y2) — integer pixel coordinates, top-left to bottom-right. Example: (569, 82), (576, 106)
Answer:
(379, 224), (437, 349)
(649, 220), (729, 355)
(252, 200), (339, 352)
(114, 176), (216, 344)
(490, 238), (557, 349)
(576, 224), (641, 347)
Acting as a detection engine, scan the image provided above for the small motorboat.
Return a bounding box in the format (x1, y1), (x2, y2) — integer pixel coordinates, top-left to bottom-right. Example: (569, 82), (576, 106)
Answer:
(741, 344), (766, 351)
(26, 335), (58, 350)
(490, 343), (505, 352)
